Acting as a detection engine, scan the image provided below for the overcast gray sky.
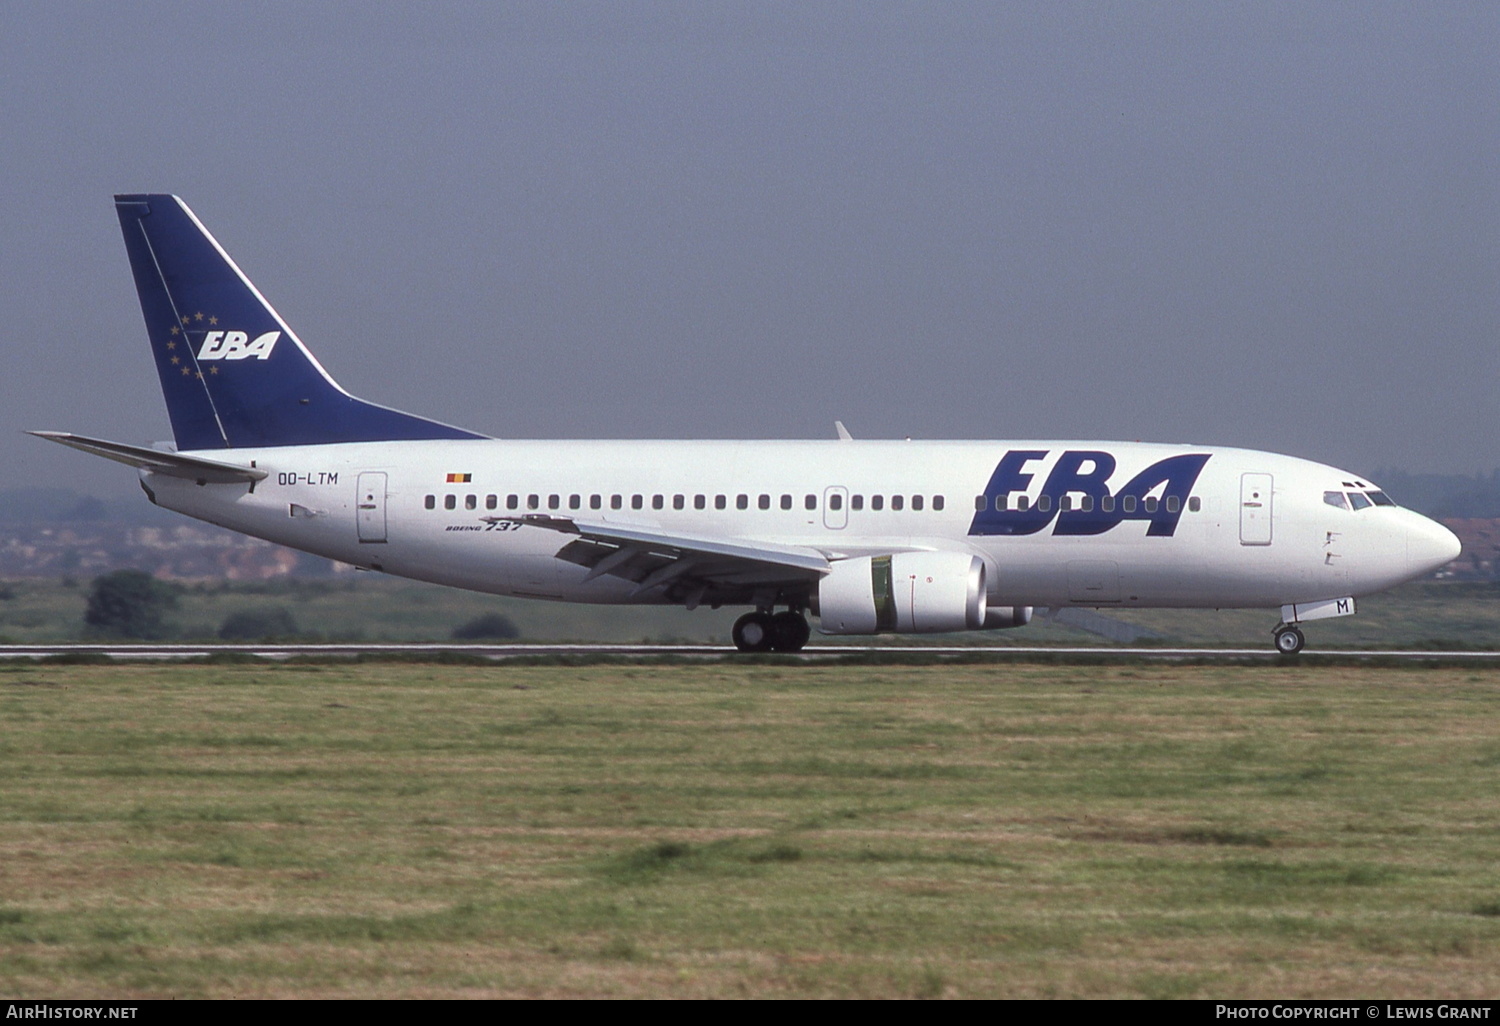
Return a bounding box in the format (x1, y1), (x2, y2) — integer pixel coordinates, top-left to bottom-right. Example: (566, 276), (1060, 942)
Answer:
(2, 1), (1496, 500)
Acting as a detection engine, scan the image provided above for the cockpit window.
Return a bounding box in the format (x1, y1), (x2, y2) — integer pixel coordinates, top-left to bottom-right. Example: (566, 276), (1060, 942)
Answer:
(1348, 492), (1372, 511)
(1367, 490), (1396, 506)
(1324, 491), (1349, 510)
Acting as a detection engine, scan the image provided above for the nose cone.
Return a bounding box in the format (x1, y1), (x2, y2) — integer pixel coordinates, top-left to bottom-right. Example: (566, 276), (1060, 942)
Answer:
(1407, 514), (1462, 578)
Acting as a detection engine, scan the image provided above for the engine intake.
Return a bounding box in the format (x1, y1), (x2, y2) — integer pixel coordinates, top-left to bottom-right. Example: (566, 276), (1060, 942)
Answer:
(817, 552), (987, 634)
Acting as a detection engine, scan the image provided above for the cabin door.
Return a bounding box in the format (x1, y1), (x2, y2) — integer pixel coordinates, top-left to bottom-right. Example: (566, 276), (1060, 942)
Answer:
(357, 472), (388, 543)
(823, 486), (849, 529)
(1239, 473), (1273, 546)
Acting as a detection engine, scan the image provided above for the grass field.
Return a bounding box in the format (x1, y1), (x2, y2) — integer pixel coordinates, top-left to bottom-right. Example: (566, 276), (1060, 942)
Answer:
(2, 659), (1500, 998)
(3, 576), (1500, 648)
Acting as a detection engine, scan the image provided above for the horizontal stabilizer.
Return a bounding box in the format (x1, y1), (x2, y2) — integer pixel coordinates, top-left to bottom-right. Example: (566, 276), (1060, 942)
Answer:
(28, 431), (267, 484)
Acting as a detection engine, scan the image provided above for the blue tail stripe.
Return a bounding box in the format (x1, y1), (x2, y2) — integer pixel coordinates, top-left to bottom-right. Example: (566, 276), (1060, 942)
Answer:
(114, 194), (485, 450)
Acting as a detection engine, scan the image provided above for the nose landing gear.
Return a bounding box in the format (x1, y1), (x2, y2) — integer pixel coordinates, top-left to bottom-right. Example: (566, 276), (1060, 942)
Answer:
(732, 609), (811, 652)
(1273, 624), (1305, 655)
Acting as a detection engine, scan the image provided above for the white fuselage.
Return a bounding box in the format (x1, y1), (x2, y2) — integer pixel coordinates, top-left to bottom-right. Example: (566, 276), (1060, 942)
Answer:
(141, 438), (1459, 615)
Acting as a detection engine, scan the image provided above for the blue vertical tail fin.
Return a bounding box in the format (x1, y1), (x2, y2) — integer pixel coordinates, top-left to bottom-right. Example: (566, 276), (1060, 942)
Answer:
(114, 194), (485, 450)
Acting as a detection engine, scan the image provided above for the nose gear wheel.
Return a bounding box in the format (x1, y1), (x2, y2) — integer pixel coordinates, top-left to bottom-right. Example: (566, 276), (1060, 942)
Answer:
(1273, 625), (1305, 654)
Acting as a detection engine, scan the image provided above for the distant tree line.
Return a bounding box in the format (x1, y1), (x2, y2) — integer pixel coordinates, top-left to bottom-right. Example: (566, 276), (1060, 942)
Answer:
(451, 613), (520, 640)
(83, 569), (179, 639)
(218, 607), (300, 640)
(80, 569), (520, 641)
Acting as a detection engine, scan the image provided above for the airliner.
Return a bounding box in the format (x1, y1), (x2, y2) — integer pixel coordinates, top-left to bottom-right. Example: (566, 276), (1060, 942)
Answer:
(33, 195), (1461, 654)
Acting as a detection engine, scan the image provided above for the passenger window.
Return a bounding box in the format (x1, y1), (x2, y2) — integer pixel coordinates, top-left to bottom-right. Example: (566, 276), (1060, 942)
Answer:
(673, 494), (685, 510)
(1144, 496), (1158, 513)
(424, 495), (435, 510)
(590, 494), (602, 510)
(851, 495), (864, 511)
(1079, 495), (1092, 512)
(1101, 495), (1114, 513)
(1188, 496), (1200, 512)
(611, 494), (623, 510)
(871, 495), (884, 511)
(465, 494), (477, 510)
(486, 495), (497, 510)
(932, 495), (944, 511)
(1036, 495), (1051, 513)
(758, 494), (771, 510)
(975, 495), (987, 511)
(1121, 495), (1137, 513)
(1324, 491), (1348, 510)
(781, 494), (792, 510)
(1059, 495), (1072, 512)
(830, 493), (843, 511)
(1367, 491), (1396, 507)
(1165, 496), (1180, 513)
(737, 494), (749, 510)
(891, 495), (904, 511)
(909, 495), (921, 511)
(715, 495), (726, 510)
(694, 495), (706, 510)
(1349, 492), (1372, 511)
(632, 495), (644, 510)
(1016, 495), (1029, 511)
(548, 494), (561, 510)
(569, 494), (581, 510)
(443, 494), (456, 510)
(652, 495), (664, 510)
(507, 494), (519, 510)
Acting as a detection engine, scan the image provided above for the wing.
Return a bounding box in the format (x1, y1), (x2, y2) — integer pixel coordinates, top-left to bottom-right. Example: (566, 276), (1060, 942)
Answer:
(29, 431), (267, 484)
(490, 514), (830, 608)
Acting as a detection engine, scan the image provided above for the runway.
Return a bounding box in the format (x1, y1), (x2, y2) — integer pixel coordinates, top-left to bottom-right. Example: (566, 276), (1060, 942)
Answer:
(2, 643), (1498, 661)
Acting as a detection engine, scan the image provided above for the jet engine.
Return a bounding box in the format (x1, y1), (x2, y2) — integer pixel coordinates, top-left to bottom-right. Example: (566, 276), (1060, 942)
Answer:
(816, 552), (987, 634)
(983, 605), (1033, 630)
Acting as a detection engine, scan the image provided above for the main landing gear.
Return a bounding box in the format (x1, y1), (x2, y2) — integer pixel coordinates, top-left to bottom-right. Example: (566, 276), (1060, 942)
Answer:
(1273, 624), (1306, 655)
(732, 610), (811, 653)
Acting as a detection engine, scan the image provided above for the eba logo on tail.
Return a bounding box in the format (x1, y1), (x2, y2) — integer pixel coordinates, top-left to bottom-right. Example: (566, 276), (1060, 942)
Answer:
(198, 330), (280, 361)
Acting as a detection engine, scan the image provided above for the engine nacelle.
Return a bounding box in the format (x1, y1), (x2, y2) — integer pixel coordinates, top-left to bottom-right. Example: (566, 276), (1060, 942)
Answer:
(817, 551), (987, 634)
(983, 605), (1033, 630)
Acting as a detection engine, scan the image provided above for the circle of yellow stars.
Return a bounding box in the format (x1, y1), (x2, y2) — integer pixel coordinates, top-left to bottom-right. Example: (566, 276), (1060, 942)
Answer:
(164, 312), (220, 378)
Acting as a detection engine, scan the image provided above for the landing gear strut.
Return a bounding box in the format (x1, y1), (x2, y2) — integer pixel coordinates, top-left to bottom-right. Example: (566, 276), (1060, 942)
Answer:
(1273, 624), (1305, 655)
(732, 610), (810, 653)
